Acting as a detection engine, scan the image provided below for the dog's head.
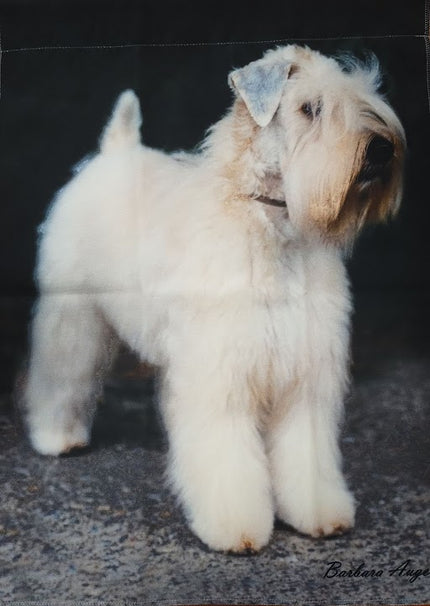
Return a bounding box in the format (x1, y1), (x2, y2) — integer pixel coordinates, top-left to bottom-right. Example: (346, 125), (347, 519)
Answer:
(228, 45), (405, 245)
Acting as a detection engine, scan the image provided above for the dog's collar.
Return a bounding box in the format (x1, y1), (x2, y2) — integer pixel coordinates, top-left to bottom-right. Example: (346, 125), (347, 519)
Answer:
(254, 195), (287, 208)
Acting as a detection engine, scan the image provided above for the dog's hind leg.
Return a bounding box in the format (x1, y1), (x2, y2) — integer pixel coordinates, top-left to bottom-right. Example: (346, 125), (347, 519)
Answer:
(24, 293), (116, 455)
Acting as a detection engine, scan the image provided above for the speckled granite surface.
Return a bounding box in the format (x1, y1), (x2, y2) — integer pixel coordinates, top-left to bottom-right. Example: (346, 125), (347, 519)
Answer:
(0, 294), (429, 605)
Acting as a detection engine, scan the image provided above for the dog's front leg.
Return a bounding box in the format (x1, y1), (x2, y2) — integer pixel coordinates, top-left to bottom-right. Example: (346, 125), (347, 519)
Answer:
(162, 354), (274, 553)
(268, 314), (355, 538)
(268, 375), (355, 537)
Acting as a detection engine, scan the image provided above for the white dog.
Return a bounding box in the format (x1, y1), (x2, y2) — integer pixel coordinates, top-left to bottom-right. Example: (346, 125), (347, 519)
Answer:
(24, 45), (405, 553)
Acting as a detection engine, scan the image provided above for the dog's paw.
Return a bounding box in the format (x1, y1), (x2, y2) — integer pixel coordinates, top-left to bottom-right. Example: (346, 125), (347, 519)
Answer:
(278, 483), (355, 539)
(313, 484), (355, 538)
(306, 489), (355, 538)
(192, 522), (273, 554)
(310, 518), (353, 538)
(190, 503), (273, 553)
(28, 426), (90, 456)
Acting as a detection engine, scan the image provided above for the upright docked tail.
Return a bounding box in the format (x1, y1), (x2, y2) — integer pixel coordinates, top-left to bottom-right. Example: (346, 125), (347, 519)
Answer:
(100, 90), (142, 153)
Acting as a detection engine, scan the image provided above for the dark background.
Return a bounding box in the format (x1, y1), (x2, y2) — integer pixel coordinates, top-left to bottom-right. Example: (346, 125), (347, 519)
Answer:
(0, 0), (429, 393)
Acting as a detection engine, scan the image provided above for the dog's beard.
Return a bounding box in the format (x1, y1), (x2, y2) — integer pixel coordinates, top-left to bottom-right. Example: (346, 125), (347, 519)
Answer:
(295, 135), (402, 246)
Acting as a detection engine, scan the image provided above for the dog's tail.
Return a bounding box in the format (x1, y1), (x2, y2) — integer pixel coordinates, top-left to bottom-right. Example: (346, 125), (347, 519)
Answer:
(100, 90), (142, 153)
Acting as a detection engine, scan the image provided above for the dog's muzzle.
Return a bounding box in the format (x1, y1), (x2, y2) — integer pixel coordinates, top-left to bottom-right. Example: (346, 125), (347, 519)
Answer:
(359, 135), (394, 182)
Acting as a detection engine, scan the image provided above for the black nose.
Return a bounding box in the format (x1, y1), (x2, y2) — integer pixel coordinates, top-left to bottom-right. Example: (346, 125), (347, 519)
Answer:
(366, 135), (394, 166)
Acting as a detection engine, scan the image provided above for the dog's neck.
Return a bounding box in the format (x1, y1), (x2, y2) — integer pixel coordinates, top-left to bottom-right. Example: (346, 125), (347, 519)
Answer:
(206, 100), (285, 206)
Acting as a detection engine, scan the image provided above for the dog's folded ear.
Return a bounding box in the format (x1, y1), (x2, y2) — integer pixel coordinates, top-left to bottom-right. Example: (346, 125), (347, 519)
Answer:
(228, 59), (290, 128)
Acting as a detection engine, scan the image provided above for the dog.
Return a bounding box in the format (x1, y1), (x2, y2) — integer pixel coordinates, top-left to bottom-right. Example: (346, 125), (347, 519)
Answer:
(24, 45), (405, 553)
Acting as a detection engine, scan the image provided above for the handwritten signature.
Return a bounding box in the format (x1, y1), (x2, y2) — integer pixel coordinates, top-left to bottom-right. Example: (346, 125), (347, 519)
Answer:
(323, 559), (429, 583)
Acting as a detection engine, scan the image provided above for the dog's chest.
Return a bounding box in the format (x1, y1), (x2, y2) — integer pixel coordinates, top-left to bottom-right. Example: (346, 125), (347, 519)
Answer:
(247, 239), (350, 401)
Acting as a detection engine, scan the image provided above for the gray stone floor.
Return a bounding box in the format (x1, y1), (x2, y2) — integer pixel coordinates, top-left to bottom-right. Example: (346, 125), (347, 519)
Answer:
(0, 293), (429, 604)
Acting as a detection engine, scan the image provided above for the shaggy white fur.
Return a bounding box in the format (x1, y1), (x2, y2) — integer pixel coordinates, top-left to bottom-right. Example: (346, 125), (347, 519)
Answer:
(24, 45), (405, 552)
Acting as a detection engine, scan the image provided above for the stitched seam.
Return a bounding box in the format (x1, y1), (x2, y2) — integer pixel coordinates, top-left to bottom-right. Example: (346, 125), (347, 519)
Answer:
(0, 30), (2, 99)
(1, 33), (426, 54)
(425, 0), (430, 112)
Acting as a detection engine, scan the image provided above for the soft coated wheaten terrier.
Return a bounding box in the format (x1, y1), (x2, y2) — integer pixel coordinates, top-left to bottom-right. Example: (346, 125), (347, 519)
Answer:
(25, 45), (405, 552)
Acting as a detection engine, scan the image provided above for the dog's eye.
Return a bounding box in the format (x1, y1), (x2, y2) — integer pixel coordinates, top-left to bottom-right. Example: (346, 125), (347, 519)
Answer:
(301, 102), (313, 118)
(300, 100), (322, 120)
